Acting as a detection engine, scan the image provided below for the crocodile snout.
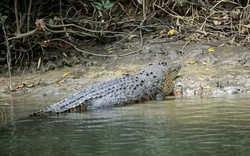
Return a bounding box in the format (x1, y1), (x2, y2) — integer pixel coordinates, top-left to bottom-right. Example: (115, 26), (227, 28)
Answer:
(170, 63), (181, 72)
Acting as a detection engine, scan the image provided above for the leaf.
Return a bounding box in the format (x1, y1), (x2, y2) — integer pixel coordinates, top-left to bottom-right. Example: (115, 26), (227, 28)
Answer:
(48, 19), (54, 25)
(201, 61), (206, 65)
(44, 31), (52, 36)
(203, 85), (211, 90)
(104, 1), (114, 9)
(63, 72), (69, 77)
(26, 83), (35, 88)
(159, 30), (165, 35)
(94, 0), (114, 11)
(96, 5), (103, 11)
(55, 79), (65, 84)
(213, 20), (222, 26)
(41, 40), (49, 47)
(167, 28), (175, 36)
(128, 34), (138, 40)
(107, 48), (113, 53)
(16, 83), (25, 89)
(188, 61), (196, 65)
(208, 47), (215, 52)
(0, 15), (7, 23)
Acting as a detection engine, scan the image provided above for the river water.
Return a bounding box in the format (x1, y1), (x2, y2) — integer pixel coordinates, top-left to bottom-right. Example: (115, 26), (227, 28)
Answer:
(1, 95), (250, 156)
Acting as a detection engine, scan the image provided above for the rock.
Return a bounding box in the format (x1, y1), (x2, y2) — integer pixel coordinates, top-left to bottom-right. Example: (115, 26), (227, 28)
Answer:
(213, 88), (227, 95)
(224, 86), (245, 94)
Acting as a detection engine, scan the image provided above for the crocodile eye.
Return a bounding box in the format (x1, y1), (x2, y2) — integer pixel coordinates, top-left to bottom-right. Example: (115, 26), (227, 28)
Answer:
(150, 72), (153, 74)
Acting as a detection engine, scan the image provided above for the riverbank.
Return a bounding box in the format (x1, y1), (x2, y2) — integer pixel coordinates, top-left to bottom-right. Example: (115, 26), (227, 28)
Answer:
(0, 39), (249, 98)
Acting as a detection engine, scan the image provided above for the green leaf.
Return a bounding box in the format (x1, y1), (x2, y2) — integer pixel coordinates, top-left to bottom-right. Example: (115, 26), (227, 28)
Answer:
(49, 19), (54, 25)
(0, 15), (7, 24)
(104, 1), (114, 9)
(94, 0), (114, 11)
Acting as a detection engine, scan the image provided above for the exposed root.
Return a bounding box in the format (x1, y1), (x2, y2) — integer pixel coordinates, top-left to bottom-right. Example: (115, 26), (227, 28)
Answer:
(1, 0), (250, 69)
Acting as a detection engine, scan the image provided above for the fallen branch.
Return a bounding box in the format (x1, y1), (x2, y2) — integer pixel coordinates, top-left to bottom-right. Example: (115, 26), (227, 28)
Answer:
(50, 38), (116, 57)
(7, 28), (37, 41)
(50, 38), (142, 57)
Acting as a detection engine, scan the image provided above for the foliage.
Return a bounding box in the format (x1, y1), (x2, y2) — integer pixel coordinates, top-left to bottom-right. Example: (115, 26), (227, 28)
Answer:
(1, 0), (250, 70)
(94, 0), (114, 11)
(0, 15), (7, 26)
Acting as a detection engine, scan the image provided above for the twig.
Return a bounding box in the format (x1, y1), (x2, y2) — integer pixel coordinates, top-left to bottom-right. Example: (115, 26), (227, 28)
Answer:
(44, 27), (97, 38)
(46, 22), (125, 35)
(119, 49), (142, 57)
(210, 0), (238, 11)
(179, 40), (190, 53)
(7, 28), (37, 41)
(50, 38), (141, 57)
(142, 0), (147, 20)
(199, 11), (215, 30)
(59, 0), (70, 40)
(140, 28), (143, 47)
(50, 38), (116, 57)
(112, 18), (147, 47)
(14, 0), (20, 34)
(154, 4), (184, 19)
(27, 0), (32, 32)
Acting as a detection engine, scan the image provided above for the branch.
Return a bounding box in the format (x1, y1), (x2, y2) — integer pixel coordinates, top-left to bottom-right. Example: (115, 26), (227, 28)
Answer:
(7, 28), (38, 41)
(14, 0), (20, 34)
(49, 38), (116, 57)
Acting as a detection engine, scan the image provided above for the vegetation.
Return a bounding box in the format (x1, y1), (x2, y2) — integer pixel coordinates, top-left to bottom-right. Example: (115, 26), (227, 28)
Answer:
(0, 0), (250, 69)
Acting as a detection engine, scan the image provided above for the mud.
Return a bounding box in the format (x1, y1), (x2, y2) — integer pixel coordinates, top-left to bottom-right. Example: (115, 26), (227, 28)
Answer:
(0, 38), (249, 99)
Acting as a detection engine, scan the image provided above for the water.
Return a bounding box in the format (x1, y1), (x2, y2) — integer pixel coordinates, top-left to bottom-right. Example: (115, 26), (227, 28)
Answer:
(1, 95), (250, 156)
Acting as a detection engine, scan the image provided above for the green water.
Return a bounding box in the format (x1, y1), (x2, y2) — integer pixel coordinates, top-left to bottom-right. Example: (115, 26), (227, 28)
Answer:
(1, 95), (250, 156)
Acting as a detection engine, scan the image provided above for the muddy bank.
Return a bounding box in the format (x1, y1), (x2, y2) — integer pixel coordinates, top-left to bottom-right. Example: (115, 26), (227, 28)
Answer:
(0, 40), (249, 98)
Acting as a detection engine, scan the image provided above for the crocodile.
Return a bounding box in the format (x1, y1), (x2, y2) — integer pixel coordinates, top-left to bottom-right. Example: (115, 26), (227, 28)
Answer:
(32, 62), (181, 116)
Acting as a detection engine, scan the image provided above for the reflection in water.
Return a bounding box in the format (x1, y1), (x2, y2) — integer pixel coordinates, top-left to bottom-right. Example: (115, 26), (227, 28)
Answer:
(1, 95), (250, 156)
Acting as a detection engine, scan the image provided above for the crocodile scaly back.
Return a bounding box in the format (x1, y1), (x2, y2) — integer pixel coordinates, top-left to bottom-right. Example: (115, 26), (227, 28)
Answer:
(32, 62), (181, 116)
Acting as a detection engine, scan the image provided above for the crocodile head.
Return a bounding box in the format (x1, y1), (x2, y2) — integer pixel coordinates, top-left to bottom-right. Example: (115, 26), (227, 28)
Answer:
(137, 62), (181, 79)
(163, 62), (181, 95)
(136, 62), (181, 96)
(168, 62), (181, 80)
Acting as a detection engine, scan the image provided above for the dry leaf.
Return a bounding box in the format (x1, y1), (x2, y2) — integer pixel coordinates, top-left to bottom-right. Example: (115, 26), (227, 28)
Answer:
(63, 72), (68, 77)
(188, 61), (196, 65)
(213, 20), (222, 26)
(203, 85), (211, 90)
(167, 28), (175, 36)
(55, 79), (65, 84)
(128, 34), (138, 40)
(160, 30), (165, 35)
(208, 48), (215, 52)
